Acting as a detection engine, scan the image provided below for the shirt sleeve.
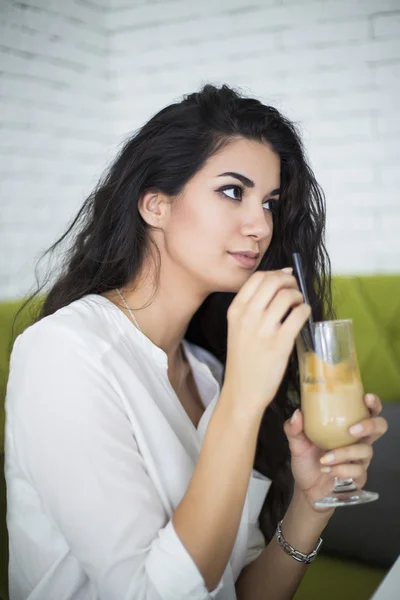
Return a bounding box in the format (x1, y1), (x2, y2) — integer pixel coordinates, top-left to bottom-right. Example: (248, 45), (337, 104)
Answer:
(8, 321), (224, 600)
(242, 470), (271, 569)
(243, 521), (267, 568)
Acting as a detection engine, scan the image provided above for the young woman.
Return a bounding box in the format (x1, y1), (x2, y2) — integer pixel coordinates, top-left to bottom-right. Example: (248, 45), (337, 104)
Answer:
(5, 84), (387, 600)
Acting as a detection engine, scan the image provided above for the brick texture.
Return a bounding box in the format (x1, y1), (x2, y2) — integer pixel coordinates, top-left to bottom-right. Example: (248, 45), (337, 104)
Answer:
(1, 0), (399, 299)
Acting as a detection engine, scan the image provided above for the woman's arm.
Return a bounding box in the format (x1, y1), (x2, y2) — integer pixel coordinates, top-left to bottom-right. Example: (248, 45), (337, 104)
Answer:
(171, 269), (313, 593)
(172, 386), (263, 592)
(235, 489), (333, 599)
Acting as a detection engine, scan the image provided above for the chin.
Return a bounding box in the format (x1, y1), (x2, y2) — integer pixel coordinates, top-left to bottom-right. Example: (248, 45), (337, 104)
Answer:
(213, 272), (254, 294)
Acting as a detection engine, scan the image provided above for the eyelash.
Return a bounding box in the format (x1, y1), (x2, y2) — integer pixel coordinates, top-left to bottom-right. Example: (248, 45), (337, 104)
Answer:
(217, 184), (278, 213)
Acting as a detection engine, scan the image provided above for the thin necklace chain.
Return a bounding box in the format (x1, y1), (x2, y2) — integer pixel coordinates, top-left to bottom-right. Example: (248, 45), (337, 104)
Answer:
(116, 287), (142, 332)
(116, 288), (186, 394)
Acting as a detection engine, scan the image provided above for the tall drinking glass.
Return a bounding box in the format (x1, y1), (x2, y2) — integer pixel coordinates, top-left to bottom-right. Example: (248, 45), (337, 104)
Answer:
(296, 319), (379, 508)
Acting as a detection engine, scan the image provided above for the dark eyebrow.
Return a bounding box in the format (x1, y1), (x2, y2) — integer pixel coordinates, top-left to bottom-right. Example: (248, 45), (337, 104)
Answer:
(218, 171), (255, 188)
(217, 172), (280, 196)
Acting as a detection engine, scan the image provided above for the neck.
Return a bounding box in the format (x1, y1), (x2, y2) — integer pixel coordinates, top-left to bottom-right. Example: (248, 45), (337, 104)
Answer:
(103, 261), (209, 368)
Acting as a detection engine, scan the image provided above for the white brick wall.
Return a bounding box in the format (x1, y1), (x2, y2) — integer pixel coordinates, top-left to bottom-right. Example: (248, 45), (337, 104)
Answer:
(1, 0), (399, 299)
(0, 0), (113, 299)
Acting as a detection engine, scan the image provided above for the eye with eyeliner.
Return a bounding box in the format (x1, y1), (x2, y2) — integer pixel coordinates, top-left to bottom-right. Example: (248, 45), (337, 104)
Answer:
(216, 184), (279, 212)
(216, 184), (245, 200)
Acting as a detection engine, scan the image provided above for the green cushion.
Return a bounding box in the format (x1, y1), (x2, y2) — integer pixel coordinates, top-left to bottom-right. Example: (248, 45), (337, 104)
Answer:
(294, 555), (386, 600)
(332, 275), (400, 402)
(0, 297), (44, 449)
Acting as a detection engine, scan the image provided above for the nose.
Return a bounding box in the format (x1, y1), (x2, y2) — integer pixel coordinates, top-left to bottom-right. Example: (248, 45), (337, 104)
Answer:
(239, 204), (272, 242)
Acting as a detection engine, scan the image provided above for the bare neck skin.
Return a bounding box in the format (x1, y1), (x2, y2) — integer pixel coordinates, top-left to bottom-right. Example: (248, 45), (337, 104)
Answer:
(103, 260), (207, 373)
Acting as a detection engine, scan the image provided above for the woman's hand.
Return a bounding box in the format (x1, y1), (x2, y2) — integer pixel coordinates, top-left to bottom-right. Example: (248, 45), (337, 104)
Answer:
(283, 393), (388, 512)
(223, 269), (311, 419)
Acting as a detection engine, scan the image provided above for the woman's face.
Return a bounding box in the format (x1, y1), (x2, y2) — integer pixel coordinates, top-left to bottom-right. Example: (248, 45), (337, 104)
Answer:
(160, 137), (281, 294)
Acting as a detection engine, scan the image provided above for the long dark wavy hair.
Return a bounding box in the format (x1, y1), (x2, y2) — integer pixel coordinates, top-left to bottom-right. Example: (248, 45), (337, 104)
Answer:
(15, 83), (333, 544)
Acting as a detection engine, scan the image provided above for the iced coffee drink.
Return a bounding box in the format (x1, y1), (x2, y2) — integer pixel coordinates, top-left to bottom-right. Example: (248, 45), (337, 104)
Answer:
(296, 319), (379, 507)
(300, 351), (369, 451)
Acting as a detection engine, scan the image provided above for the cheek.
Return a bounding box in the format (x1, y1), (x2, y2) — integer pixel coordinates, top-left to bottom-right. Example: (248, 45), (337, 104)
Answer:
(175, 198), (225, 245)
(267, 213), (274, 235)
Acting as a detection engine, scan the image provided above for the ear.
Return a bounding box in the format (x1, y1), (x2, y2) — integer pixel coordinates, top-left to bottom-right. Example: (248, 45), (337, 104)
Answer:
(138, 190), (171, 228)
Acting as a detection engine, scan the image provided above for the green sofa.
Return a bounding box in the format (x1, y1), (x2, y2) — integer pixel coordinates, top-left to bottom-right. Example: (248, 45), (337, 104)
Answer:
(1, 275), (399, 600)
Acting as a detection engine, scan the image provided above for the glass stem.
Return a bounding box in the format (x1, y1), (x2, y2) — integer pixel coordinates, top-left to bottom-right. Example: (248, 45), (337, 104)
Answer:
(333, 477), (357, 493)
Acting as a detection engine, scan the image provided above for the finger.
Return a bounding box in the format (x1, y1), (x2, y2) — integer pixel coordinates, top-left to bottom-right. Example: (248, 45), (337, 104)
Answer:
(284, 409), (314, 456)
(320, 443), (373, 467)
(349, 458), (373, 469)
(284, 408), (304, 438)
(233, 270), (295, 308)
(364, 393), (383, 417)
(228, 271), (266, 311)
(262, 288), (305, 331)
(360, 457), (372, 469)
(320, 462), (367, 482)
(348, 416), (388, 444)
(279, 303), (312, 349)
(248, 272), (300, 314)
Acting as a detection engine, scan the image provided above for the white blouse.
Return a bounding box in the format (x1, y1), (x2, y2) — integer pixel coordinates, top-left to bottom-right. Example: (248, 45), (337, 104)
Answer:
(5, 294), (272, 600)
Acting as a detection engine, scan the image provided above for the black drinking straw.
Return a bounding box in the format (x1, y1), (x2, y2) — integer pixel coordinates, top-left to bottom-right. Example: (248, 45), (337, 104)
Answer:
(292, 252), (315, 351)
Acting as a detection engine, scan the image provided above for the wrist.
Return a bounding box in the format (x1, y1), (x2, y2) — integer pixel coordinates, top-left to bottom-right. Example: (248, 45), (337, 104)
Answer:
(276, 519), (323, 564)
(219, 384), (265, 427)
(291, 485), (335, 523)
(279, 487), (333, 556)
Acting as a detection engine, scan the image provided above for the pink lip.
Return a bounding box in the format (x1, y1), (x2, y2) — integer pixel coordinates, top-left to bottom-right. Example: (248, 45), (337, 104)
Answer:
(229, 253), (257, 269)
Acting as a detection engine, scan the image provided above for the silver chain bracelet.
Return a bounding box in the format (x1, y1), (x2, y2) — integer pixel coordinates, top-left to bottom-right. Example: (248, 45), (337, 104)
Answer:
(275, 519), (323, 564)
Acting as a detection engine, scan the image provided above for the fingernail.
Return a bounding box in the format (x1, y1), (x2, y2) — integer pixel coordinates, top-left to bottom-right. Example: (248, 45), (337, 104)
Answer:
(321, 466), (331, 473)
(349, 423), (364, 435)
(366, 394), (376, 403)
(282, 267), (293, 274)
(291, 409), (299, 424)
(320, 453), (335, 465)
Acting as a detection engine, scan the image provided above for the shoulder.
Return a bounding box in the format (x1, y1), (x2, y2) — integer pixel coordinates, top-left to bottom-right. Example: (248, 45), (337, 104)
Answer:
(7, 297), (125, 422)
(11, 295), (116, 367)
